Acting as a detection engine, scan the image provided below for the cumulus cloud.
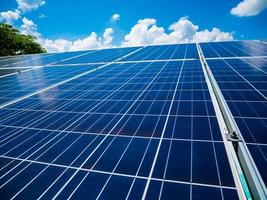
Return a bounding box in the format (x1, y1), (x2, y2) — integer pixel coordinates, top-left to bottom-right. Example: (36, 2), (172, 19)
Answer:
(17, 0), (46, 12)
(39, 39), (72, 52)
(193, 28), (234, 42)
(40, 28), (114, 52)
(110, 13), (120, 22)
(20, 17), (40, 37)
(102, 28), (114, 46)
(122, 17), (233, 46)
(0, 10), (21, 24)
(231, 0), (267, 17)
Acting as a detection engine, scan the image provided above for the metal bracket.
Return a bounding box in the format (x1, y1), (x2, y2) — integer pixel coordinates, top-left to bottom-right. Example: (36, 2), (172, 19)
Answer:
(226, 131), (242, 142)
(226, 131), (242, 152)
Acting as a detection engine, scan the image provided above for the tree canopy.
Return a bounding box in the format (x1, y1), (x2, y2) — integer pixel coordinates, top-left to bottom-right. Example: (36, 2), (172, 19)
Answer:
(0, 23), (46, 56)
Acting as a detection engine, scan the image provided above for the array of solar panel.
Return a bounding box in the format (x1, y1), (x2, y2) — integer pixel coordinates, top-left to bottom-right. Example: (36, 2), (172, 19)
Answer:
(0, 43), (239, 199)
(0, 65), (101, 105)
(56, 47), (139, 65)
(1, 50), (93, 68)
(201, 40), (267, 58)
(119, 43), (199, 61)
(201, 42), (267, 188)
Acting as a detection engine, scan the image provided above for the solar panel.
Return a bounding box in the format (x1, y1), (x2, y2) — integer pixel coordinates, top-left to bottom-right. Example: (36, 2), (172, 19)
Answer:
(0, 41), (266, 199)
(4, 50), (95, 68)
(201, 41), (267, 58)
(206, 58), (267, 186)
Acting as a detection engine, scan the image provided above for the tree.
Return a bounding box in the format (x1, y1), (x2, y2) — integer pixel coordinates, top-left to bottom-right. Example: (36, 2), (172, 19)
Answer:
(0, 23), (46, 56)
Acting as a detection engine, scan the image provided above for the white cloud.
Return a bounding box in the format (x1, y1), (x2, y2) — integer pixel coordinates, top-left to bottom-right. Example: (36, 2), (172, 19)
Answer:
(20, 17), (40, 37)
(193, 28), (234, 42)
(102, 28), (114, 46)
(39, 38), (72, 52)
(16, 0), (46, 12)
(231, 0), (267, 17)
(123, 18), (171, 46)
(110, 13), (120, 22)
(0, 10), (21, 24)
(122, 17), (233, 46)
(40, 28), (114, 52)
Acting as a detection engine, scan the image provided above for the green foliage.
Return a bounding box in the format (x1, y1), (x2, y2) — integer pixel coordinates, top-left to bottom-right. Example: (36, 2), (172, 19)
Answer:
(0, 23), (46, 56)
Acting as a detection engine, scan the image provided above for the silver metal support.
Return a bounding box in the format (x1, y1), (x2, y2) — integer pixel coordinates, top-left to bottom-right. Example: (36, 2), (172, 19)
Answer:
(197, 43), (267, 200)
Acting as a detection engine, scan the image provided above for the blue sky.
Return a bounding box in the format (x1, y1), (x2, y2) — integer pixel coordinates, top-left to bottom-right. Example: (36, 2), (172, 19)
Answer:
(1, 0), (267, 52)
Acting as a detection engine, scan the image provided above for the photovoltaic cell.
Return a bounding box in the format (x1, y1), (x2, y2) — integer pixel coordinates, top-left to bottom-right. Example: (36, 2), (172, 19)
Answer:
(206, 57), (267, 187)
(1, 40), (266, 199)
(0, 64), (100, 105)
(201, 41), (267, 58)
(2, 50), (93, 67)
(56, 47), (139, 64)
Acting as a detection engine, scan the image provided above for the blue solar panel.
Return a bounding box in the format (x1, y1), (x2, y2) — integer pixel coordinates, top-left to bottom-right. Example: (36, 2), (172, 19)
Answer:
(3, 50), (96, 68)
(120, 43), (198, 61)
(201, 41), (267, 58)
(206, 57), (267, 187)
(57, 47), (139, 65)
(0, 53), (53, 66)
(0, 41), (266, 199)
(0, 68), (32, 77)
(0, 64), (100, 105)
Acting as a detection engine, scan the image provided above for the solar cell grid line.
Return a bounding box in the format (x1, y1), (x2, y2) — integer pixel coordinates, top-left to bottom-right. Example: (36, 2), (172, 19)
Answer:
(141, 44), (188, 200)
(46, 49), (98, 66)
(156, 61), (234, 199)
(0, 45), (163, 130)
(147, 61), (239, 198)
(0, 71), (219, 130)
(234, 41), (267, 56)
(2, 46), (172, 115)
(2, 67), (163, 198)
(173, 61), (223, 199)
(0, 44), (241, 199)
(200, 41), (248, 58)
(49, 45), (180, 200)
(0, 65), (148, 154)
(0, 46), (172, 199)
(202, 41), (267, 59)
(225, 41), (267, 57)
(56, 47), (139, 65)
(0, 67), (35, 79)
(119, 45), (176, 61)
(2, 53), (57, 68)
(213, 59), (267, 101)
(0, 63), (149, 159)
(157, 60), (192, 199)
(206, 59), (267, 186)
(203, 42), (267, 199)
(204, 43), (267, 97)
(0, 53), (53, 66)
(216, 42), (252, 57)
(120, 43), (192, 61)
(0, 63), (141, 129)
(0, 45), (143, 108)
(216, 42), (267, 63)
(70, 68), (173, 200)
(90, 58), (180, 200)
(3, 50), (93, 68)
(0, 65), (103, 106)
(121, 77), (176, 199)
